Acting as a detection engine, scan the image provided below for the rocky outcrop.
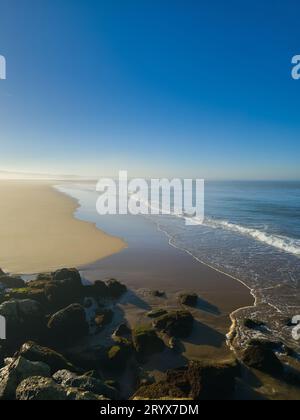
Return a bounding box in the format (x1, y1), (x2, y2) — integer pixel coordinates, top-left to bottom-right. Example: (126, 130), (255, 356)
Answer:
(52, 370), (118, 399)
(47, 304), (89, 346)
(0, 356), (50, 400)
(16, 376), (67, 400)
(152, 310), (194, 338)
(44, 269), (83, 309)
(18, 341), (77, 375)
(0, 299), (45, 350)
(179, 293), (198, 307)
(132, 326), (165, 358)
(241, 342), (283, 376)
(0, 275), (25, 290)
(132, 359), (240, 400)
(106, 279), (127, 298)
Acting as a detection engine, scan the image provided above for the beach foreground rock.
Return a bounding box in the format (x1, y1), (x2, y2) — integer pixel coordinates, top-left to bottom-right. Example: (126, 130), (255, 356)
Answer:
(133, 359), (240, 400)
(0, 356), (50, 400)
(47, 303), (89, 346)
(152, 310), (194, 338)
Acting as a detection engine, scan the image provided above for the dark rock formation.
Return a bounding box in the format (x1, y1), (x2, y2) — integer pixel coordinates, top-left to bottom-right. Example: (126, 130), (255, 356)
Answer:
(179, 293), (198, 307)
(18, 341), (77, 375)
(53, 371), (118, 399)
(106, 279), (127, 298)
(0, 356), (50, 400)
(47, 304), (89, 346)
(0, 275), (25, 289)
(132, 359), (240, 400)
(16, 376), (67, 400)
(132, 326), (165, 358)
(241, 342), (283, 376)
(0, 299), (46, 351)
(152, 310), (194, 338)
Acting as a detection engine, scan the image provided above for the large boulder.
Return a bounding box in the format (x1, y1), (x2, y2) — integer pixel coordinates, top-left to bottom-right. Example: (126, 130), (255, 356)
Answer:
(152, 310), (194, 338)
(53, 371), (118, 399)
(45, 269), (83, 309)
(0, 299), (45, 350)
(47, 304), (89, 346)
(106, 279), (127, 298)
(132, 326), (165, 358)
(16, 376), (67, 400)
(241, 342), (283, 376)
(18, 342), (77, 375)
(0, 275), (25, 289)
(133, 359), (240, 400)
(0, 356), (50, 400)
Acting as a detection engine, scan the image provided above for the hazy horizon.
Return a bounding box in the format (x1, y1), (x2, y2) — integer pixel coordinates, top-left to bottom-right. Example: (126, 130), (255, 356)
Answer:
(0, 1), (300, 180)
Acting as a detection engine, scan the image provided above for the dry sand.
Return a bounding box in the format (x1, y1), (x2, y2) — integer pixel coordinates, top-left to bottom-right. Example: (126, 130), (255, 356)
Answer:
(0, 180), (126, 274)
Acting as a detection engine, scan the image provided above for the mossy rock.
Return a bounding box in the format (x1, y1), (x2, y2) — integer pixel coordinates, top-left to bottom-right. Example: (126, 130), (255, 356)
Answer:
(153, 310), (194, 338)
(132, 326), (165, 357)
(147, 309), (168, 319)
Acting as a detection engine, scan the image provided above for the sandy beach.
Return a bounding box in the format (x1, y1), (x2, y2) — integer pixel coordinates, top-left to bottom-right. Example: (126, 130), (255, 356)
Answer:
(0, 180), (126, 275)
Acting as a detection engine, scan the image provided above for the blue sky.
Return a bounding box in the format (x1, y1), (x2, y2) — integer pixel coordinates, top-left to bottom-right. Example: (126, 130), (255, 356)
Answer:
(0, 0), (300, 179)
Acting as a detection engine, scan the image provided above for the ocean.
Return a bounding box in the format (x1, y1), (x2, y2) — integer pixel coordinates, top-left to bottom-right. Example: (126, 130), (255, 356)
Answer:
(56, 180), (300, 351)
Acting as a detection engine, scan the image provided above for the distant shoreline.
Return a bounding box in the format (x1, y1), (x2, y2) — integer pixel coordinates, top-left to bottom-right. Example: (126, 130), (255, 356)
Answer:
(0, 180), (126, 275)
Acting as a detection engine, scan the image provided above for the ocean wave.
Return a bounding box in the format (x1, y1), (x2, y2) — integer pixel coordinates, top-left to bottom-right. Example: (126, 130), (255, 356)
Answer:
(202, 218), (300, 257)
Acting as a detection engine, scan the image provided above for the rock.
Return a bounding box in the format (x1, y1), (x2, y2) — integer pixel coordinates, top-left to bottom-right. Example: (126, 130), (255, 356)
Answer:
(65, 387), (108, 400)
(0, 299), (45, 350)
(132, 326), (165, 358)
(57, 374), (118, 399)
(179, 293), (198, 307)
(133, 359), (240, 400)
(0, 356), (51, 400)
(147, 309), (168, 319)
(52, 369), (77, 384)
(113, 323), (131, 337)
(107, 345), (131, 371)
(106, 279), (127, 298)
(16, 376), (67, 400)
(47, 304), (89, 346)
(93, 308), (114, 330)
(153, 310), (194, 338)
(52, 268), (82, 284)
(45, 278), (83, 310)
(0, 275), (25, 289)
(92, 280), (110, 298)
(18, 341), (77, 375)
(241, 342), (283, 376)
(7, 287), (47, 306)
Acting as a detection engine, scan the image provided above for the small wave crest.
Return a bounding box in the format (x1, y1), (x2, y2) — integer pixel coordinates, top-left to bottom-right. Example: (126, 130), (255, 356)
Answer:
(203, 218), (300, 257)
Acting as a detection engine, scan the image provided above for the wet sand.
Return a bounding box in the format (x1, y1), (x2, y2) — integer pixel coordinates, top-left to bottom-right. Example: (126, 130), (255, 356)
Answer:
(0, 180), (126, 274)
(80, 214), (254, 363)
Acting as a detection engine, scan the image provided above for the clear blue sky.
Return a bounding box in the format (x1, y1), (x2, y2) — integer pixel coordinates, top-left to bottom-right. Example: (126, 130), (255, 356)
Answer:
(0, 0), (300, 179)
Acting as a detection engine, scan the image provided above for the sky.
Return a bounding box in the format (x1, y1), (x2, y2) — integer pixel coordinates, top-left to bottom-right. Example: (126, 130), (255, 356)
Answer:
(0, 0), (300, 180)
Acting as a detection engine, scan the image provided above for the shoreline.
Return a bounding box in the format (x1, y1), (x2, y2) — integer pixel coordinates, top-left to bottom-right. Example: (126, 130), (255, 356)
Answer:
(0, 180), (127, 275)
